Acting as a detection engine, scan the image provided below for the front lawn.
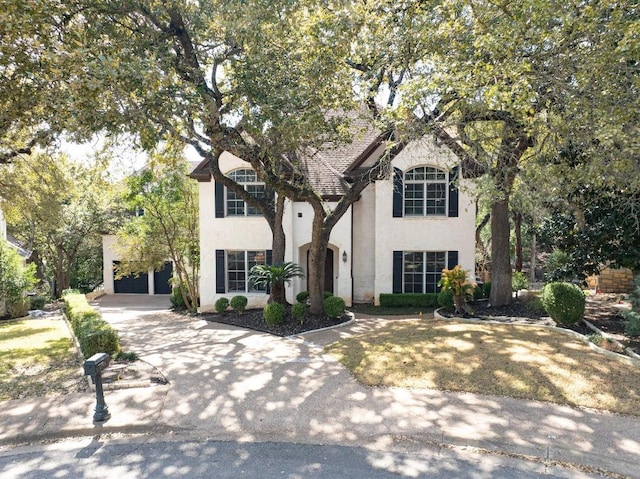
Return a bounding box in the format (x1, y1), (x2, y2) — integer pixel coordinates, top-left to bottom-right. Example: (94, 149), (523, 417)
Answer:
(0, 318), (86, 401)
(326, 319), (640, 416)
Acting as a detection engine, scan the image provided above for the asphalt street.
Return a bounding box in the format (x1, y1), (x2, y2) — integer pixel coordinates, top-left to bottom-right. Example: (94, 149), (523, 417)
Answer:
(0, 437), (605, 479)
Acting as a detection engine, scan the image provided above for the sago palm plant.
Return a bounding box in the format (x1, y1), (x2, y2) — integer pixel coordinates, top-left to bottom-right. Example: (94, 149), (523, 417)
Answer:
(249, 262), (304, 304)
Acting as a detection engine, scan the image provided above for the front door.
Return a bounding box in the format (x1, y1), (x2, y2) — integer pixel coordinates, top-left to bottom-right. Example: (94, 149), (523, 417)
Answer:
(307, 249), (334, 294)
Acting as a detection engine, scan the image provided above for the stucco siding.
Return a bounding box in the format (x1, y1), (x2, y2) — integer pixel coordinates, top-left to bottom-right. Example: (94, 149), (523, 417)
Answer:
(352, 184), (376, 303)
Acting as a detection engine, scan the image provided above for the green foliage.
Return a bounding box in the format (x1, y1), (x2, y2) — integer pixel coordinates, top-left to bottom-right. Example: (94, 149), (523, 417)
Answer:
(541, 282), (586, 325)
(438, 265), (476, 314)
(29, 295), (47, 310)
(512, 271), (529, 294)
(437, 289), (454, 309)
(230, 295), (248, 313)
(63, 293), (121, 358)
(482, 282), (492, 299)
(324, 296), (345, 318)
(170, 287), (186, 309)
(543, 250), (574, 282)
(323, 291), (333, 299)
(215, 297), (229, 313)
(292, 302), (306, 323)
(263, 302), (285, 325)
(249, 262), (304, 291)
(296, 291), (309, 303)
(0, 239), (37, 318)
(379, 293), (440, 308)
(113, 351), (139, 362)
(623, 276), (640, 337)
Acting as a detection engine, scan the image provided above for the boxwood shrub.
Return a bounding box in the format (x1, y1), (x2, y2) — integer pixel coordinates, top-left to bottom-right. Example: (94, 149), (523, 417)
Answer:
(215, 297), (229, 313)
(541, 282), (585, 325)
(379, 293), (440, 308)
(263, 302), (285, 324)
(324, 296), (346, 318)
(437, 289), (454, 309)
(230, 295), (248, 313)
(296, 291), (309, 303)
(292, 302), (306, 322)
(63, 293), (121, 358)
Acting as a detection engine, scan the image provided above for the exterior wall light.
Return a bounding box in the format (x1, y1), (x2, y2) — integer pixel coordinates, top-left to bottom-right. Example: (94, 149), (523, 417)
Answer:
(342, 251), (348, 263)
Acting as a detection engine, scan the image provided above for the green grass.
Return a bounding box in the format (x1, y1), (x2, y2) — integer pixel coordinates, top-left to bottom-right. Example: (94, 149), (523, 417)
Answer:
(326, 319), (640, 416)
(349, 304), (435, 316)
(0, 318), (86, 401)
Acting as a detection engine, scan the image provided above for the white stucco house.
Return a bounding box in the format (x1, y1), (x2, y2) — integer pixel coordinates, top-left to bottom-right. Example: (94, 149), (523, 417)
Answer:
(190, 129), (476, 312)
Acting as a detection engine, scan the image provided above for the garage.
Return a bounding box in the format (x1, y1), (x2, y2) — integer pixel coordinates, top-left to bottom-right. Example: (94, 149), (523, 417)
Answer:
(153, 262), (173, 294)
(113, 261), (149, 294)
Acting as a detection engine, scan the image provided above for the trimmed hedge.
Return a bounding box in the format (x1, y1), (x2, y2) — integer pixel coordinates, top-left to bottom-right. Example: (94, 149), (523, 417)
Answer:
(215, 297), (229, 313)
(263, 302), (285, 325)
(324, 295), (346, 318)
(379, 293), (440, 308)
(63, 293), (121, 359)
(541, 282), (585, 325)
(230, 295), (248, 313)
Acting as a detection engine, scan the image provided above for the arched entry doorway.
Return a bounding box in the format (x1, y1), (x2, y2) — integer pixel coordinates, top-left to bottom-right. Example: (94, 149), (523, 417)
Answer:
(306, 248), (334, 294)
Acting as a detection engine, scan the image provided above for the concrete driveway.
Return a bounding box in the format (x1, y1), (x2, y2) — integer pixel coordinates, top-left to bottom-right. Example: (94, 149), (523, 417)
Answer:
(0, 294), (637, 478)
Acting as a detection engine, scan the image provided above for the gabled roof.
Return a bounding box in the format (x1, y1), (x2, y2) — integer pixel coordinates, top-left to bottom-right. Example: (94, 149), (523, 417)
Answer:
(189, 113), (390, 199)
(6, 234), (31, 259)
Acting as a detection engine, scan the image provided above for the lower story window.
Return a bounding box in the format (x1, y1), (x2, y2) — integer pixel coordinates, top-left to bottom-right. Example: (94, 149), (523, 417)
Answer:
(403, 251), (446, 293)
(227, 250), (266, 293)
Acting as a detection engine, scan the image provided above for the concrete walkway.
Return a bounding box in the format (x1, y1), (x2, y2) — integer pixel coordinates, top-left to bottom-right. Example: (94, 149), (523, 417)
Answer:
(0, 295), (638, 478)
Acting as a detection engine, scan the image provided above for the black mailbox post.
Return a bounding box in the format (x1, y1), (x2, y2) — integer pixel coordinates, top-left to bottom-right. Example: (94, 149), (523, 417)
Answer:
(83, 353), (111, 422)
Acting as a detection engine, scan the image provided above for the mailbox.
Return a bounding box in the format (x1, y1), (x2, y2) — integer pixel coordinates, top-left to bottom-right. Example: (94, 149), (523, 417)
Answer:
(83, 352), (111, 377)
(83, 352), (111, 422)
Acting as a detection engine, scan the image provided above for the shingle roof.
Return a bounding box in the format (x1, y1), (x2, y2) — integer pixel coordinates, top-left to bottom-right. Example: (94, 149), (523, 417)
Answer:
(189, 112), (388, 198)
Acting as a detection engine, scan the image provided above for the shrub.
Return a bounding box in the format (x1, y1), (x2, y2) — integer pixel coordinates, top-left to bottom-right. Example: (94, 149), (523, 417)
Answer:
(324, 291), (333, 299)
(63, 293), (121, 358)
(215, 297), (229, 313)
(29, 295), (47, 310)
(324, 295), (345, 318)
(230, 295), (248, 313)
(482, 282), (492, 299)
(170, 287), (186, 309)
(263, 302), (285, 325)
(114, 351), (139, 362)
(379, 293), (440, 308)
(472, 285), (484, 301)
(623, 275), (640, 336)
(545, 250), (572, 281)
(512, 271), (529, 295)
(541, 282), (585, 325)
(623, 311), (640, 336)
(296, 291), (309, 303)
(438, 265), (476, 314)
(437, 289), (454, 308)
(292, 302), (306, 323)
(7, 299), (29, 318)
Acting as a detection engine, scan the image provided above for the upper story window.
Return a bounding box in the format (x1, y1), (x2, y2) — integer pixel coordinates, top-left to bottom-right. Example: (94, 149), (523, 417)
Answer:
(404, 166), (447, 216)
(226, 169), (265, 216)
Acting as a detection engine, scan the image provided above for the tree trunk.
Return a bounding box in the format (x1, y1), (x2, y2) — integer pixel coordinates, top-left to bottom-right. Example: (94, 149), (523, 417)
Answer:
(269, 195), (287, 304)
(490, 199), (513, 306)
(308, 206), (328, 315)
(530, 233), (537, 284)
(513, 210), (523, 272)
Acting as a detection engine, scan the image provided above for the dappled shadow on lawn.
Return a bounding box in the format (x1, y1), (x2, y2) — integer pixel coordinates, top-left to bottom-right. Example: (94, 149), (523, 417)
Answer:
(326, 319), (640, 416)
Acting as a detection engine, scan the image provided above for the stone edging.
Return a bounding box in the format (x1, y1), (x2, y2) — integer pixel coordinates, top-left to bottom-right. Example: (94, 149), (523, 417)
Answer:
(286, 310), (356, 338)
(434, 308), (640, 368)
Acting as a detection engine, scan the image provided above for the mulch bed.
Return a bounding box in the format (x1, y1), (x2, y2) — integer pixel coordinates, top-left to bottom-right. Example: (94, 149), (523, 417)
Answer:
(202, 308), (351, 337)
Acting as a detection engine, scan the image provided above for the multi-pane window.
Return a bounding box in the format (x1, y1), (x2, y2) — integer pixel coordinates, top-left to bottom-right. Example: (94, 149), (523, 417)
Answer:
(227, 169), (265, 216)
(227, 250), (266, 293)
(403, 251), (446, 293)
(404, 167), (447, 216)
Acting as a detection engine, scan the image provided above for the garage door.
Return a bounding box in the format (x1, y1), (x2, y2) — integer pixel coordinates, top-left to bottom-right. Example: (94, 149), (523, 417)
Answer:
(113, 261), (149, 294)
(153, 262), (173, 295)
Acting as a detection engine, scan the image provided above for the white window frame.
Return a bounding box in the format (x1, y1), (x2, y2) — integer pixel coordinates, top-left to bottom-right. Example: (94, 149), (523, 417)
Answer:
(226, 250), (267, 293)
(404, 166), (448, 217)
(226, 169), (266, 217)
(402, 251), (447, 294)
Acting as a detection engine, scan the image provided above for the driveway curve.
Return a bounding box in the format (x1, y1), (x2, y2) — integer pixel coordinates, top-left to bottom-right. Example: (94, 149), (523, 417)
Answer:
(89, 294), (639, 478)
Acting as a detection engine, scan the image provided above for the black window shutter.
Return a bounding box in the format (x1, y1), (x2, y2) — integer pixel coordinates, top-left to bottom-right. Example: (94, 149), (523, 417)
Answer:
(447, 251), (459, 269)
(392, 251), (403, 294)
(392, 167), (403, 218)
(215, 181), (225, 218)
(215, 250), (226, 293)
(265, 250), (272, 265)
(448, 166), (459, 218)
